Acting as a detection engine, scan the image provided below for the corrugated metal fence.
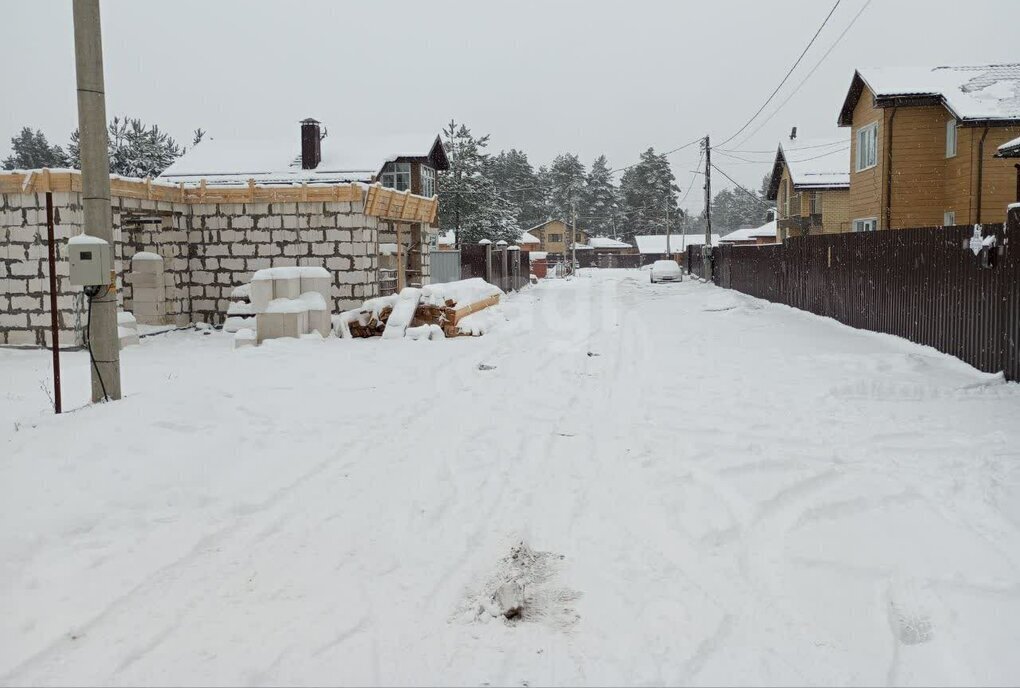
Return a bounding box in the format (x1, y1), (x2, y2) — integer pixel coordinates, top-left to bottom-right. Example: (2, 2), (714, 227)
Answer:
(688, 212), (1020, 381)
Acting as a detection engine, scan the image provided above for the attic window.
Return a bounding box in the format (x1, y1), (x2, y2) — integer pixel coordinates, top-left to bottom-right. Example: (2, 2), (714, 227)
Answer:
(856, 123), (878, 171)
(381, 162), (411, 191)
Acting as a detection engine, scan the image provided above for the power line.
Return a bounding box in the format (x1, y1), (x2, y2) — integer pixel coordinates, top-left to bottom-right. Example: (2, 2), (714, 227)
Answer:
(609, 137), (703, 175)
(715, 0), (842, 149)
(714, 145), (849, 165)
(717, 138), (847, 155)
(709, 162), (775, 209)
(732, 0), (873, 149)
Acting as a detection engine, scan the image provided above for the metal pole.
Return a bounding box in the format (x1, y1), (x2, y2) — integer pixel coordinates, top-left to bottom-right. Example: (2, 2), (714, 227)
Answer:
(45, 192), (62, 414)
(73, 0), (121, 401)
(703, 135), (713, 281)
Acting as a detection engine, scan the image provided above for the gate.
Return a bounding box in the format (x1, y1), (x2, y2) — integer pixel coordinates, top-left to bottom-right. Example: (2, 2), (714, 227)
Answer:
(430, 249), (461, 284)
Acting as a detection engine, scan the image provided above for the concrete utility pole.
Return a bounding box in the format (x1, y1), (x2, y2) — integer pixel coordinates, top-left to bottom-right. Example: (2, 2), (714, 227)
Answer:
(73, 0), (121, 401)
(702, 135), (713, 281)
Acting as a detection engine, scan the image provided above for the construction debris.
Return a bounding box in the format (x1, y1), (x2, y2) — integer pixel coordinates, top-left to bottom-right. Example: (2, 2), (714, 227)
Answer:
(336, 278), (504, 340)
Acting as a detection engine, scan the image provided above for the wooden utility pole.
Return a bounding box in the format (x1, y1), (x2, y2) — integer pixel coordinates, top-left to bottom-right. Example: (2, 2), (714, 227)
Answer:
(570, 191), (577, 276)
(703, 135), (713, 281)
(73, 0), (121, 401)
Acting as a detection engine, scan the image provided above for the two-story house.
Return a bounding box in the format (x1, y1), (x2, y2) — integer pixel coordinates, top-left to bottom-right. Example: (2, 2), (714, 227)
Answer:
(766, 139), (850, 240)
(837, 64), (1020, 231)
(524, 219), (588, 257)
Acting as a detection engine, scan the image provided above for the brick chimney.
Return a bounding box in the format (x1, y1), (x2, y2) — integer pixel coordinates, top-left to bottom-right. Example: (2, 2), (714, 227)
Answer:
(301, 118), (321, 170)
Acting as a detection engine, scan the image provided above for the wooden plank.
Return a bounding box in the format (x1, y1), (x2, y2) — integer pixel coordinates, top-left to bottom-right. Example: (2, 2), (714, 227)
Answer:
(449, 293), (500, 326)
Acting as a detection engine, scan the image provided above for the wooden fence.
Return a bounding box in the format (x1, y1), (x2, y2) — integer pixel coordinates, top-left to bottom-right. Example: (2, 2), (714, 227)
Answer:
(688, 210), (1020, 381)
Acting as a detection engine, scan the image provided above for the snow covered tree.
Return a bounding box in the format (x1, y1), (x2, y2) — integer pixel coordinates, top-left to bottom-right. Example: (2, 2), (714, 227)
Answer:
(487, 149), (547, 232)
(2, 127), (70, 170)
(438, 120), (521, 245)
(711, 174), (773, 231)
(546, 153), (586, 227)
(68, 116), (184, 178)
(582, 155), (620, 237)
(618, 147), (681, 241)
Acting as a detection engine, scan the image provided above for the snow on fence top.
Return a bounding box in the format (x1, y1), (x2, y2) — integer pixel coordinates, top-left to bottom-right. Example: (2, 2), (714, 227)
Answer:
(67, 233), (109, 246)
(843, 64), (1020, 123)
(131, 251), (163, 261)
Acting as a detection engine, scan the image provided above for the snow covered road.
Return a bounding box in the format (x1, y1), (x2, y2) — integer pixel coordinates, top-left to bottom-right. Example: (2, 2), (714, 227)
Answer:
(2, 269), (1020, 686)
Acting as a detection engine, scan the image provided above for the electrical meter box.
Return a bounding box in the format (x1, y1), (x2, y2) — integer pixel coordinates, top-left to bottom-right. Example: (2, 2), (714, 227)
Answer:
(68, 236), (113, 286)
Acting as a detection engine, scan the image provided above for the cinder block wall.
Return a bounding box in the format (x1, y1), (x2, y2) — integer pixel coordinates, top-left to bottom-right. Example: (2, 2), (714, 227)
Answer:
(1, 192), (381, 346)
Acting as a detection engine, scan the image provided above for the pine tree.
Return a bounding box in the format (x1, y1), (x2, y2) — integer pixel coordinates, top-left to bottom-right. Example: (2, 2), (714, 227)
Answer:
(487, 149), (546, 231)
(582, 155), (620, 237)
(547, 153), (586, 227)
(618, 148), (681, 242)
(437, 120), (521, 245)
(712, 174), (774, 232)
(2, 127), (70, 170)
(69, 116), (184, 177)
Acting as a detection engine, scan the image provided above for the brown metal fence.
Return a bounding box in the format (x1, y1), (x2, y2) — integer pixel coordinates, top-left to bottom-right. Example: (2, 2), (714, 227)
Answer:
(688, 212), (1020, 381)
(459, 244), (530, 292)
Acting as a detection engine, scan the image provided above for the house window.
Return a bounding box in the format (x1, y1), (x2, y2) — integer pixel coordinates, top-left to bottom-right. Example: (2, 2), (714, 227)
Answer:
(944, 210), (956, 226)
(381, 162), (411, 191)
(810, 191), (821, 215)
(853, 218), (877, 232)
(784, 180), (793, 217)
(549, 233), (562, 243)
(855, 123), (878, 171)
(945, 119), (957, 158)
(421, 165), (436, 197)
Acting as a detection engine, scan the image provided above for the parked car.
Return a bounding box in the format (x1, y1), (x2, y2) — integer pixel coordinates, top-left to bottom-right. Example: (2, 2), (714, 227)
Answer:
(650, 259), (682, 283)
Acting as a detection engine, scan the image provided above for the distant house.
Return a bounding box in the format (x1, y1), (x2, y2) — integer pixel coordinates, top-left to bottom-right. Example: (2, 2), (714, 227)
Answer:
(766, 139), (850, 240)
(586, 236), (636, 255)
(719, 220), (779, 245)
(524, 219), (588, 257)
(837, 64), (1020, 230)
(634, 233), (720, 265)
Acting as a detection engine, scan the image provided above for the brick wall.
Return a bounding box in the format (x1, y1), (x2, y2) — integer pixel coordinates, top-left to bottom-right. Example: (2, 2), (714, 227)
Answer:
(1, 192), (382, 346)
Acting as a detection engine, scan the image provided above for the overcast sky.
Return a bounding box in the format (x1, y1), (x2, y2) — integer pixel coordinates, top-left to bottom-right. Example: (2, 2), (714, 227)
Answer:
(3, 0), (1018, 212)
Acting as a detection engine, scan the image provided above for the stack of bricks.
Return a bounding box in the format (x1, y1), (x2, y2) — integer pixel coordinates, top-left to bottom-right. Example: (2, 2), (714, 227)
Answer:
(127, 253), (167, 325)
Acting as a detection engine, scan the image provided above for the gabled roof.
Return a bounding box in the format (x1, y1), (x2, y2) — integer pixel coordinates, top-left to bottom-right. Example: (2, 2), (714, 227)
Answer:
(838, 64), (1020, 126)
(720, 220), (778, 243)
(997, 135), (1020, 158)
(518, 230), (541, 244)
(524, 219), (577, 233)
(159, 131), (448, 185)
(633, 233), (720, 254)
(766, 139), (850, 200)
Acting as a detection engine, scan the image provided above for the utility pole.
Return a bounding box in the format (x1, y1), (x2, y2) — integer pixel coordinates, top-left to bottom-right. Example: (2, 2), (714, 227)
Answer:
(665, 200), (671, 258)
(569, 191), (577, 277)
(702, 135), (713, 281)
(73, 0), (121, 401)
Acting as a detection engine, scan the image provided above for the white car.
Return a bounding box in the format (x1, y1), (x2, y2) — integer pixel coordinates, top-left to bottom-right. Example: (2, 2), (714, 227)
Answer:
(649, 259), (682, 283)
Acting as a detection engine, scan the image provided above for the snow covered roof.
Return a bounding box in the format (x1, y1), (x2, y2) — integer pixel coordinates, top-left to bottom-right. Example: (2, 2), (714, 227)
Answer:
(437, 230), (455, 246)
(524, 219), (576, 233)
(839, 64), (1020, 125)
(633, 233), (720, 254)
(720, 220), (778, 243)
(159, 130), (447, 186)
(998, 135), (1020, 158)
(587, 236), (632, 249)
(767, 139), (850, 199)
(519, 230), (541, 244)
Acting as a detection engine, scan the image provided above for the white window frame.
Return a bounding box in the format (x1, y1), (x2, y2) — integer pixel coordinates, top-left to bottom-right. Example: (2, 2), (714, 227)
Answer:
(853, 218), (878, 233)
(381, 162), (411, 191)
(855, 123), (878, 172)
(943, 210), (956, 226)
(945, 119), (957, 158)
(421, 165), (436, 198)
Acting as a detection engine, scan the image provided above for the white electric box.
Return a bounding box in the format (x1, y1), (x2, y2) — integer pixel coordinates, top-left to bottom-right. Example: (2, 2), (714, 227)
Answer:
(68, 235), (113, 286)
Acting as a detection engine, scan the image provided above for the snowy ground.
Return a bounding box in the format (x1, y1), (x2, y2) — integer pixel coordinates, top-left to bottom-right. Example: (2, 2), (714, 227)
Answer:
(2, 269), (1020, 686)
